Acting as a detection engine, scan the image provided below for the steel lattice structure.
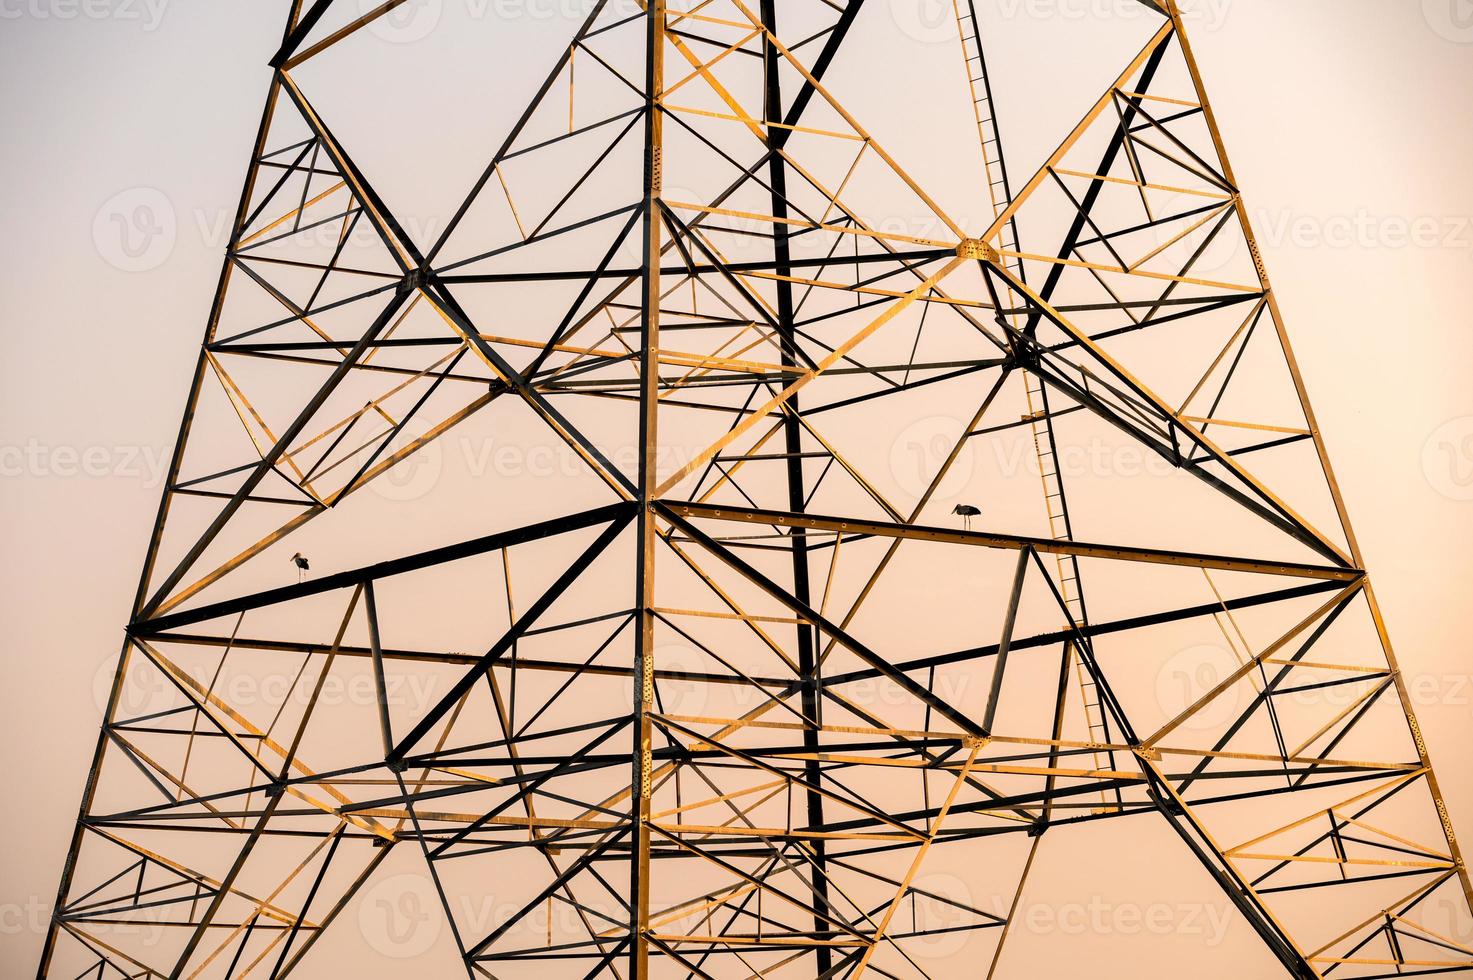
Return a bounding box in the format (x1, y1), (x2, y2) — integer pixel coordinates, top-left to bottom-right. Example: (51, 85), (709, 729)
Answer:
(40, 1), (1473, 977)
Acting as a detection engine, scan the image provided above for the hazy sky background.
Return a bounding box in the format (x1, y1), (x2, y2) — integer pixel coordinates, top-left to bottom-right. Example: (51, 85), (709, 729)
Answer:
(2, 0), (1473, 974)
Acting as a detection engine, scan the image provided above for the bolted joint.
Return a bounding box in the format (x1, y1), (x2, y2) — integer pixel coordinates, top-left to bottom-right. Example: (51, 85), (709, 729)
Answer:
(647, 146), (662, 198)
(955, 238), (999, 262)
(401, 266), (433, 294)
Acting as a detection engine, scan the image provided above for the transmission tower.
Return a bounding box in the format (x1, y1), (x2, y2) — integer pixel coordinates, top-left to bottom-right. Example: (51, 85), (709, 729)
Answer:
(40, 0), (1473, 977)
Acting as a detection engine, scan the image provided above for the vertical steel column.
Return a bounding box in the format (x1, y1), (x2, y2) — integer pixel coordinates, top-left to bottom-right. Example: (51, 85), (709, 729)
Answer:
(631, 2), (667, 975)
(758, 1), (833, 968)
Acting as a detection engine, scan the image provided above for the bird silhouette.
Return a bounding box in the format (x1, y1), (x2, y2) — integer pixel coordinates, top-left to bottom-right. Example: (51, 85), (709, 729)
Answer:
(951, 503), (980, 531)
(290, 552), (310, 583)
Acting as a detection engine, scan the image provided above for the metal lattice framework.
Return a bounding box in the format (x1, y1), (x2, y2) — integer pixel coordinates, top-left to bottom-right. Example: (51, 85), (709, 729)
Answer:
(40, 1), (1473, 977)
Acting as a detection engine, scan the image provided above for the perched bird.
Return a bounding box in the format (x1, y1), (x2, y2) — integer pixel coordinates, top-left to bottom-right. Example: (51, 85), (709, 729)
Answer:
(290, 552), (310, 583)
(952, 503), (981, 531)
